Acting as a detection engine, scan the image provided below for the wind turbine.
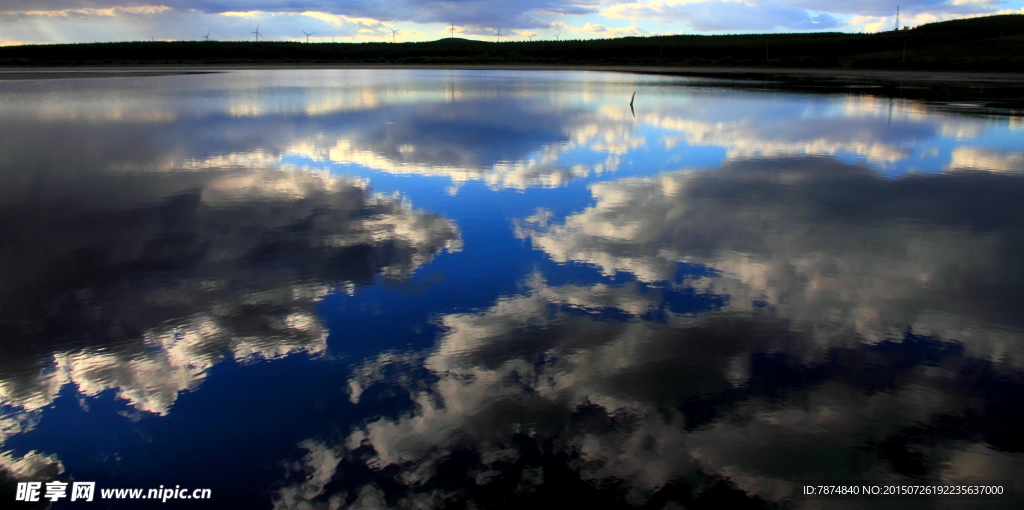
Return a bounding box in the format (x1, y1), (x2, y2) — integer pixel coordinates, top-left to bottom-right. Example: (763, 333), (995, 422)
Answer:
(302, 30), (315, 43)
(629, 91), (636, 118)
(389, 26), (398, 43)
(251, 24), (262, 42)
(203, 31), (210, 41)
(450, 21), (456, 39)
(527, 34), (534, 41)
(495, 28), (502, 43)
(555, 31), (561, 41)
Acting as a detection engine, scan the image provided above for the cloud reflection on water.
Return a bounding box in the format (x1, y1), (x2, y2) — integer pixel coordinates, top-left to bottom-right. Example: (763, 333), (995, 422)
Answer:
(276, 272), (1024, 509)
(519, 156), (1024, 352)
(0, 164), (461, 481)
(2, 70), (1023, 504)
(4, 72), (1018, 195)
(946, 147), (1024, 174)
(306, 96), (629, 192)
(276, 154), (1024, 509)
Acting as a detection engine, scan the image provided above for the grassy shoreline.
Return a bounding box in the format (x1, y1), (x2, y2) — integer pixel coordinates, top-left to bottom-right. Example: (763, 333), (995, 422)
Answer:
(2, 14), (1022, 73)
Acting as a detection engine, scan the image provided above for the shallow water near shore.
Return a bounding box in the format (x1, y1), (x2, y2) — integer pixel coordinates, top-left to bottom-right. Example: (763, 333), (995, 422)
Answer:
(0, 69), (1022, 509)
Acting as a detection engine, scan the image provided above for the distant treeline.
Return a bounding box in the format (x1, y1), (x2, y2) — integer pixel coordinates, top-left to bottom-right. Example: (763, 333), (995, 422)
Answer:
(2, 14), (1023, 72)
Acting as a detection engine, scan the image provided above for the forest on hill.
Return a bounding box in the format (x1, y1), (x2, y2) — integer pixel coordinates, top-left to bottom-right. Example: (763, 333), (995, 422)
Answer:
(1, 14), (1022, 72)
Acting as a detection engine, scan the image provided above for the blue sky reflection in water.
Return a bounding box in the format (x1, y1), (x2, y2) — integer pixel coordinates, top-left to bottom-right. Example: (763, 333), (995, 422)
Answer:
(0, 70), (1022, 509)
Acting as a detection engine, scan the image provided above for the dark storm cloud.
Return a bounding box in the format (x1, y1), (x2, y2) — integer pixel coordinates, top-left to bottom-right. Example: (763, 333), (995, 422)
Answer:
(0, 0), (152, 9)
(185, 0), (571, 28)
(1, 0), (588, 29)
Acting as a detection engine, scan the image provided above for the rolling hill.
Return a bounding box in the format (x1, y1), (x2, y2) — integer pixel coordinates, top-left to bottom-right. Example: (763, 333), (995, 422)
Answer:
(1, 14), (1022, 72)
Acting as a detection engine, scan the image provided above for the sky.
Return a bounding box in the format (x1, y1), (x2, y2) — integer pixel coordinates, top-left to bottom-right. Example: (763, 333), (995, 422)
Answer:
(0, 0), (1022, 46)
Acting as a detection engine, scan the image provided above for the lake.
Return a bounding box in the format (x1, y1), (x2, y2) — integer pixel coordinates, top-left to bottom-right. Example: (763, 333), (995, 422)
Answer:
(0, 69), (1022, 509)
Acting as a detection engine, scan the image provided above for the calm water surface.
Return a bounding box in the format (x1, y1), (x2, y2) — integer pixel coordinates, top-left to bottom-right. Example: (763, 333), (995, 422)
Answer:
(0, 69), (1022, 509)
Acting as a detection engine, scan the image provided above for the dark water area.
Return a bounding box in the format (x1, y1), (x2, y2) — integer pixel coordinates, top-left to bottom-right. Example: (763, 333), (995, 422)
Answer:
(0, 69), (1022, 509)
(659, 70), (1024, 114)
